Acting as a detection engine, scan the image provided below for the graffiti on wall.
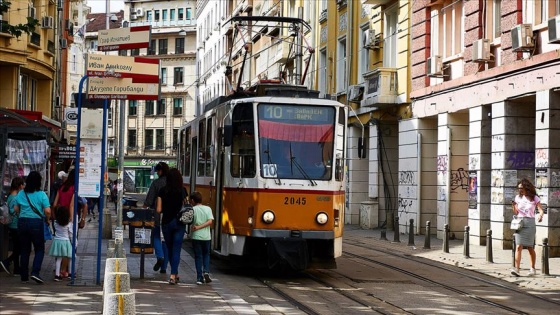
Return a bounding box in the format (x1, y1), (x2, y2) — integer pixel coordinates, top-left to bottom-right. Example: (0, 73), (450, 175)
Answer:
(450, 168), (469, 193)
(397, 195), (415, 214)
(437, 155), (448, 174)
(469, 156), (479, 170)
(398, 171), (415, 185)
(506, 151), (534, 169)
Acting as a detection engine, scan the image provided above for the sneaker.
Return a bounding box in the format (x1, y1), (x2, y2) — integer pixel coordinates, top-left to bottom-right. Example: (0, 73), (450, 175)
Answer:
(528, 268), (536, 276)
(510, 268), (520, 277)
(153, 258), (163, 271)
(160, 269), (167, 274)
(0, 261), (11, 275)
(203, 273), (212, 283)
(54, 275), (63, 282)
(196, 280), (203, 285)
(30, 275), (44, 284)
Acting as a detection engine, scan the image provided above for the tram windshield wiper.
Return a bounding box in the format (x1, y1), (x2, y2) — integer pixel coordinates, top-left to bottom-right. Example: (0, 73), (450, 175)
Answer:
(289, 143), (316, 186)
(265, 140), (281, 185)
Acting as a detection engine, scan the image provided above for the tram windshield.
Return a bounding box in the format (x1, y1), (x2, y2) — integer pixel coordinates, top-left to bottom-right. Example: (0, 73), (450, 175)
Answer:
(258, 104), (335, 180)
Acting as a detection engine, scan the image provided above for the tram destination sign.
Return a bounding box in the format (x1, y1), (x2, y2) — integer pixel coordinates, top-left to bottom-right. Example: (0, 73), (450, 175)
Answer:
(262, 105), (331, 122)
(87, 77), (159, 100)
(86, 54), (159, 83)
(97, 26), (151, 51)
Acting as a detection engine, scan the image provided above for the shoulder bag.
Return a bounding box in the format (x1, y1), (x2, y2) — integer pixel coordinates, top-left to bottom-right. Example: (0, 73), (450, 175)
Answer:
(510, 215), (523, 230)
(24, 192), (53, 241)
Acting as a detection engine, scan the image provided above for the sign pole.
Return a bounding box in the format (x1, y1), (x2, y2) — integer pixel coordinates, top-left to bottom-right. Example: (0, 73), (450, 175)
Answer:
(96, 99), (108, 285)
(115, 99), (125, 258)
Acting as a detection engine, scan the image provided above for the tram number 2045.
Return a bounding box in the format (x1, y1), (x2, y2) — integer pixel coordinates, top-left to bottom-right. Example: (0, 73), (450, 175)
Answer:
(284, 197), (307, 205)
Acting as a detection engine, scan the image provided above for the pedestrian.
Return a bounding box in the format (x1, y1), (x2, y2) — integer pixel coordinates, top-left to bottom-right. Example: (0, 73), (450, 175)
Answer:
(14, 171), (51, 284)
(86, 197), (99, 222)
(49, 171), (67, 205)
(156, 168), (187, 285)
(190, 191), (214, 285)
(0, 177), (25, 275)
(144, 162), (169, 273)
(511, 178), (545, 277)
(49, 205), (73, 281)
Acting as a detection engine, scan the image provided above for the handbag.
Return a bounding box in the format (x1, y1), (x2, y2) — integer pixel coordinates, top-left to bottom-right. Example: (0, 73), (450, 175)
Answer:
(24, 192), (53, 240)
(177, 203), (194, 225)
(510, 216), (523, 230)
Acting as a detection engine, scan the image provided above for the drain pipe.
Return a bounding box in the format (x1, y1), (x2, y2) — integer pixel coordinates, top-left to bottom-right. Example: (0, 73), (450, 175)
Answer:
(446, 127), (451, 224)
(416, 133), (422, 234)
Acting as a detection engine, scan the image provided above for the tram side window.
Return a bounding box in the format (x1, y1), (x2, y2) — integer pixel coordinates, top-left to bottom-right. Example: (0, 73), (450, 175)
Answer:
(181, 127), (191, 177)
(205, 117), (213, 176)
(198, 120), (206, 177)
(231, 104), (256, 177)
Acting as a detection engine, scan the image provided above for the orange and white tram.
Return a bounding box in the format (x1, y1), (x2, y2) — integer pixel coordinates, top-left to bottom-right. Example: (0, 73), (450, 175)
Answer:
(177, 84), (347, 269)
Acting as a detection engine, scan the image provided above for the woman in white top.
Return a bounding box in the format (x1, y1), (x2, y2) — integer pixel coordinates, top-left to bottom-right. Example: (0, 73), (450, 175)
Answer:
(511, 178), (544, 277)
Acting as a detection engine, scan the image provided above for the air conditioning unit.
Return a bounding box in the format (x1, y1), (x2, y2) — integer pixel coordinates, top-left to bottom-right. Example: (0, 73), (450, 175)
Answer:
(130, 13), (137, 20)
(472, 38), (492, 62)
(511, 24), (534, 51)
(41, 16), (54, 29)
(548, 15), (560, 44)
(347, 85), (364, 103)
(363, 29), (379, 50)
(426, 55), (443, 77)
(136, 8), (144, 17)
(28, 6), (36, 19)
(60, 38), (68, 49)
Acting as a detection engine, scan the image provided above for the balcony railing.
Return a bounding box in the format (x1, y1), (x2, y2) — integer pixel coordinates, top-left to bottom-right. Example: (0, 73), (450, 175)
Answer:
(362, 68), (398, 107)
(129, 19), (196, 28)
(319, 10), (328, 23)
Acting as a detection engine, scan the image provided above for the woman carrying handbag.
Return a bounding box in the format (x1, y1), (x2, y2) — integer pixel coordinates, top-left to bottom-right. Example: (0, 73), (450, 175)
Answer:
(511, 178), (544, 277)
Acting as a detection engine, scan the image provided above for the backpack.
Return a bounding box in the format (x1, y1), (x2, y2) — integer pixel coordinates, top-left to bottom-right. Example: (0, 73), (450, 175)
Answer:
(0, 203), (12, 225)
(177, 203), (194, 225)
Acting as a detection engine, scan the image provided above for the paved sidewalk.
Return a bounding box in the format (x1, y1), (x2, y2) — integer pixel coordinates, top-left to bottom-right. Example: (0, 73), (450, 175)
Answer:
(1, 214), (558, 314)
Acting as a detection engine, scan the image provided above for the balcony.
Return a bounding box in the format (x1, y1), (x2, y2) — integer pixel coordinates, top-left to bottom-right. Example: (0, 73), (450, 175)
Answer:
(268, 40), (291, 65)
(319, 10), (328, 23)
(361, 68), (398, 107)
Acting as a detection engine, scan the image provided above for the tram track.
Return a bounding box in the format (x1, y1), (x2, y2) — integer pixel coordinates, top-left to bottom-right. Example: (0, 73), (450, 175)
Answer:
(344, 238), (560, 308)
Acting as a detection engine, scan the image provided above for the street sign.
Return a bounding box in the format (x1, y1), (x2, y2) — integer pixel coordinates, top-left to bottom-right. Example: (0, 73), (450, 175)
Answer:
(97, 26), (151, 51)
(87, 77), (159, 100)
(86, 54), (159, 83)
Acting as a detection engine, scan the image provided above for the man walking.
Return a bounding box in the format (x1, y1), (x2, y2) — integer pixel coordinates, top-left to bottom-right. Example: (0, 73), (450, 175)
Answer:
(144, 162), (169, 273)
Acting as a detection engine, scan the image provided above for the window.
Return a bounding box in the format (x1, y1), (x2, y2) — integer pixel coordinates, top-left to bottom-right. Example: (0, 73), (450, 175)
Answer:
(173, 97), (183, 115)
(29, 78), (37, 111)
(172, 129), (179, 150)
(162, 9), (168, 21)
(158, 39), (168, 54)
(336, 38), (347, 93)
(154, 10), (160, 22)
(174, 67), (184, 85)
(231, 104), (256, 178)
(161, 68), (167, 85)
(156, 129), (164, 149)
(178, 8), (184, 20)
(108, 107), (113, 127)
(205, 117), (213, 176)
(157, 99), (165, 115)
(72, 53), (76, 72)
(130, 48), (140, 56)
(108, 140), (114, 156)
(431, 0), (464, 59)
(90, 40), (98, 50)
(147, 11), (153, 22)
(129, 100), (138, 115)
(145, 100), (154, 115)
(524, 0), (559, 25)
(186, 8), (192, 20)
(119, 49), (127, 56)
(145, 129), (154, 150)
(180, 127), (191, 176)
(170, 9), (176, 21)
(148, 39), (156, 55)
(384, 8), (398, 68)
(128, 129), (137, 149)
(175, 38), (185, 54)
(197, 120), (206, 176)
(18, 74), (28, 110)
(318, 49), (327, 96)
(358, 28), (370, 84)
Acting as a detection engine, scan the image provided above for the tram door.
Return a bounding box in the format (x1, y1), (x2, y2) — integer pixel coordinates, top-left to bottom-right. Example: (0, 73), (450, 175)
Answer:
(212, 127), (224, 250)
(189, 137), (197, 194)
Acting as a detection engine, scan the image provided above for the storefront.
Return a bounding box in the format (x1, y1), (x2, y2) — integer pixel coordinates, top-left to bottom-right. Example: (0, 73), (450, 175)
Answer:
(123, 158), (177, 193)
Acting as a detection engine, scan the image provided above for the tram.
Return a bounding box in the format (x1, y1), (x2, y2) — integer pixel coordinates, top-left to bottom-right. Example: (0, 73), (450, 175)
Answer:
(177, 83), (347, 270)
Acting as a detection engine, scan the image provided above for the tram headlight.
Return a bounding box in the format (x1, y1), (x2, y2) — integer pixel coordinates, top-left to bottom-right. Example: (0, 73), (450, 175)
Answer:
(316, 212), (328, 225)
(262, 210), (275, 224)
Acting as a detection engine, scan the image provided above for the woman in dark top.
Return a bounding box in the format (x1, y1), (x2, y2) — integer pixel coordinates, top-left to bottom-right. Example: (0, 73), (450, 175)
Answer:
(156, 168), (187, 285)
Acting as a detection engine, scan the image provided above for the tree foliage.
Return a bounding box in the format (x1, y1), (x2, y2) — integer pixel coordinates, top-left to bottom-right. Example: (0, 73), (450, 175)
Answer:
(0, 1), (40, 38)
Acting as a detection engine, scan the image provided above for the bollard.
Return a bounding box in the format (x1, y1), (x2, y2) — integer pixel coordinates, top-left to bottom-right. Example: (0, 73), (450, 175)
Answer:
(443, 224), (449, 253)
(107, 248), (115, 258)
(423, 221), (431, 249)
(463, 226), (470, 258)
(486, 229), (493, 263)
(408, 219), (415, 246)
(104, 258), (128, 274)
(542, 237), (550, 276)
(512, 237), (516, 267)
(380, 229), (388, 241)
(103, 292), (136, 315)
(393, 216), (400, 243)
(103, 272), (131, 295)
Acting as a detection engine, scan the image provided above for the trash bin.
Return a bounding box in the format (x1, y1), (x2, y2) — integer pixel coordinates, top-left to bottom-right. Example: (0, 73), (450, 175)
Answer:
(124, 208), (155, 254)
(122, 196), (138, 209)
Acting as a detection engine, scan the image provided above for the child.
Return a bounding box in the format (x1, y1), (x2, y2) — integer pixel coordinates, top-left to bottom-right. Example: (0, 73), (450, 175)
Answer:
(0, 177), (25, 275)
(49, 206), (73, 281)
